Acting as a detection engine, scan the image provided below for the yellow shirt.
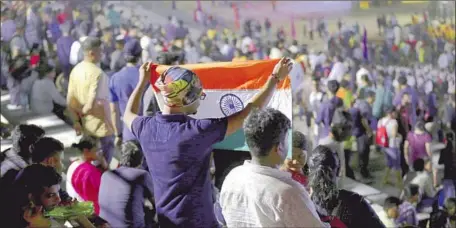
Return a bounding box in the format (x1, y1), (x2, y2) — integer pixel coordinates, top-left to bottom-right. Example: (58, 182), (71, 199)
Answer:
(418, 48), (425, 63)
(207, 29), (217, 40)
(232, 56), (247, 62)
(67, 61), (113, 137)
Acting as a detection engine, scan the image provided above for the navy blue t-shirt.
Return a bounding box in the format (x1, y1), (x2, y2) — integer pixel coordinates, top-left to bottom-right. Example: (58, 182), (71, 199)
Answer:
(131, 113), (227, 228)
(109, 66), (146, 141)
(349, 107), (366, 137)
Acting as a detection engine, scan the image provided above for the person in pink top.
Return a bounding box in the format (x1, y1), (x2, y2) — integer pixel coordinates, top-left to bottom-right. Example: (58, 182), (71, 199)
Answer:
(404, 121), (432, 169)
(70, 136), (108, 215)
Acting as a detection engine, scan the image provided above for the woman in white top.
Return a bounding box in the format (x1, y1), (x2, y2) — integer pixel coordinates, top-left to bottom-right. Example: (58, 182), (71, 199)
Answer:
(378, 107), (403, 188)
(30, 64), (73, 126)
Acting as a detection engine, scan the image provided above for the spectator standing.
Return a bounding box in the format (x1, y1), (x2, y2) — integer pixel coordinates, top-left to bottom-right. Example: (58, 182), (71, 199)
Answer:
(69, 21), (91, 66)
(122, 58), (292, 227)
(352, 91), (375, 179)
(7, 22), (29, 110)
(318, 109), (353, 183)
(110, 35), (126, 73)
(99, 140), (157, 228)
(404, 121), (432, 168)
(1, 8), (16, 42)
(56, 22), (74, 79)
(378, 107), (403, 187)
(109, 39), (144, 146)
(315, 80), (343, 140)
(67, 37), (115, 164)
(24, 3), (43, 49)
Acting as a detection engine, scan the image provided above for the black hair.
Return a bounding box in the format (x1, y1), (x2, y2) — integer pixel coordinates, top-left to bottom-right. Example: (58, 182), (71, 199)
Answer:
(308, 145), (340, 213)
(340, 80), (350, 88)
(327, 80), (340, 94)
(157, 52), (180, 65)
(414, 120), (426, 132)
(243, 108), (291, 157)
(292, 131), (307, 150)
(125, 55), (140, 64)
(413, 158), (425, 172)
(444, 198), (456, 212)
(71, 135), (98, 152)
(361, 74), (369, 83)
(120, 140), (143, 168)
(30, 137), (64, 163)
(384, 196), (402, 209)
(11, 124), (45, 162)
(398, 75), (407, 85)
(331, 110), (353, 142)
(37, 63), (54, 79)
(367, 90), (376, 99)
(16, 164), (62, 200)
(403, 184), (420, 199)
(429, 209), (449, 228)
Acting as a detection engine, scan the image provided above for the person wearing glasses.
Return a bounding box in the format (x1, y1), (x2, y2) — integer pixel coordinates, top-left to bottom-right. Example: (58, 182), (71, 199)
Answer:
(122, 58), (293, 228)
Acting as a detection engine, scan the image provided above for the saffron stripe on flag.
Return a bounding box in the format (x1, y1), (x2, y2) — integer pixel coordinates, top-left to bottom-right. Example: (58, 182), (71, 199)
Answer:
(149, 60), (292, 152)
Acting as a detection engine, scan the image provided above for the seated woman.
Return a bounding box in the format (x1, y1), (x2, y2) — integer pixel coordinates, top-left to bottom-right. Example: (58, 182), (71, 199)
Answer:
(70, 136), (108, 215)
(30, 63), (73, 126)
(308, 145), (385, 227)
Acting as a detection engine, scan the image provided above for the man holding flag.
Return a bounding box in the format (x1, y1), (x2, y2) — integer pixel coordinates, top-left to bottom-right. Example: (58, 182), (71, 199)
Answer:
(122, 58), (293, 227)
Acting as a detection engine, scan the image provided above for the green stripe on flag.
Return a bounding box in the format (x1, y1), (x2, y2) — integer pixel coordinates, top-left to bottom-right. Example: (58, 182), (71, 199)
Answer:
(214, 129), (249, 151)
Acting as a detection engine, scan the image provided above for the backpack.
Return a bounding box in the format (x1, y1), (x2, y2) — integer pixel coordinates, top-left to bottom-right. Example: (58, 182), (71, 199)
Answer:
(376, 118), (391, 148)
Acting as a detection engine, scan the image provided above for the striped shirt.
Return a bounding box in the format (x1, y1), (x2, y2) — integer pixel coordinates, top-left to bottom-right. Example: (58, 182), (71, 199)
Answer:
(395, 201), (418, 227)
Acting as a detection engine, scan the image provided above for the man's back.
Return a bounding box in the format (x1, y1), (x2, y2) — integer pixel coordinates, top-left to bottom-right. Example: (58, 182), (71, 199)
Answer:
(68, 61), (112, 137)
(220, 161), (326, 228)
(130, 114), (227, 227)
(109, 66), (142, 141)
(99, 167), (155, 228)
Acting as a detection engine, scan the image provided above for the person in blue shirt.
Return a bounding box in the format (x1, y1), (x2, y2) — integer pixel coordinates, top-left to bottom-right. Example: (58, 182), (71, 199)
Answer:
(109, 39), (146, 147)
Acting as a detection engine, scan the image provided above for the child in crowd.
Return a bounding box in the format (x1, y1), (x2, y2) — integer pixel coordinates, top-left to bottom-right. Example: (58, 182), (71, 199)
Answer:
(384, 195), (419, 227)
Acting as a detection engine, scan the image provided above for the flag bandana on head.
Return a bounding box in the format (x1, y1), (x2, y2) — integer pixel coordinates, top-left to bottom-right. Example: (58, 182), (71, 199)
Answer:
(154, 66), (203, 107)
(150, 59), (292, 151)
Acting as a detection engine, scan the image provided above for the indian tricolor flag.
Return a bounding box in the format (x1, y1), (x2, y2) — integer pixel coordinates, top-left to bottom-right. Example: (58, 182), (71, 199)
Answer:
(150, 59), (292, 151)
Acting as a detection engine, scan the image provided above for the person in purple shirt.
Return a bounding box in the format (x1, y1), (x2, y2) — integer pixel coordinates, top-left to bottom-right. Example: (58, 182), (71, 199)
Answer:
(175, 20), (189, 40)
(351, 91), (375, 179)
(423, 81), (437, 122)
(1, 9), (16, 42)
(56, 22), (74, 79)
(109, 39), (145, 146)
(394, 75), (418, 127)
(316, 80), (344, 139)
(164, 16), (176, 42)
(98, 140), (158, 228)
(384, 196), (418, 227)
(122, 58), (293, 227)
